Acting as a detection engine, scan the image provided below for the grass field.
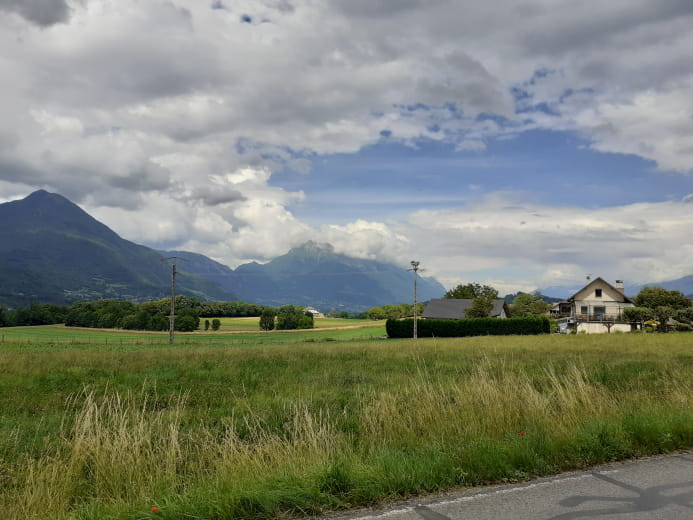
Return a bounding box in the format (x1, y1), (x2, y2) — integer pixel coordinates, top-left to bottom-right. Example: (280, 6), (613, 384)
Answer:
(0, 318), (387, 349)
(207, 316), (380, 332)
(1, 327), (692, 520)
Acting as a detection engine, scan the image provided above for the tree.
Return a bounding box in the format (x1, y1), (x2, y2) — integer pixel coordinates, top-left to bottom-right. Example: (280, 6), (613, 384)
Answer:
(366, 307), (387, 320)
(466, 296), (494, 318)
(634, 286), (692, 310)
(211, 319), (221, 331)
(204, 319), (210, 331)
(653, 306), (676, 332)
(175, 314), (198, 332)
(632, 287), (693, 333)
(622, 307), (655, 323)
(675, 307), (693, 324)
(445, 283), (498, 300)
(512, 293), (550, 317)
(259, 309), (276, 331)
(297, 312), (314, 329)
(276, 305), (313, 330)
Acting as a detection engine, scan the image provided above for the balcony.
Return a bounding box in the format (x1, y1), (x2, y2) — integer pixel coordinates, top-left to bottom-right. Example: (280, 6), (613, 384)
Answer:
(575, 314), (625, 322)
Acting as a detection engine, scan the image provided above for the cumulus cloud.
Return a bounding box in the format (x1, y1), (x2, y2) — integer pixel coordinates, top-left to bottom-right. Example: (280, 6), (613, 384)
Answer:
(320, 220), (410, 263)
(392, 194), (693, 293)
(298, 191), (693, 294)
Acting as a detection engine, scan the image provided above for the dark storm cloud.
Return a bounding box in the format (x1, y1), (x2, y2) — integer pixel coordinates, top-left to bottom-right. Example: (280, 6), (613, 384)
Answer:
(0, 156), (46, 185)
(332, 0), (440, 18)
(20, 2), (218, 110)
(523, 1), (693, 57)
(192, 186), (247, 206)
(0, 0), (70, 26)
(270, 0), (294, 13)
(108, 162), (172, 192)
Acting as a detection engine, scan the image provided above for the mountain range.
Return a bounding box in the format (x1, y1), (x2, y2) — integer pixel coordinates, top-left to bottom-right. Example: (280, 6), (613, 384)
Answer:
(0, 190), (445, 311)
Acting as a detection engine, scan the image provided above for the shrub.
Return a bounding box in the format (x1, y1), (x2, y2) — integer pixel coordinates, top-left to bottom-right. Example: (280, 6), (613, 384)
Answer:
(175, 315), (198, 332)
(211, 319), (221, 331)
(276, 305), (313, 330)
(386, 316), (551, 338)
(259, 309), (276, 331)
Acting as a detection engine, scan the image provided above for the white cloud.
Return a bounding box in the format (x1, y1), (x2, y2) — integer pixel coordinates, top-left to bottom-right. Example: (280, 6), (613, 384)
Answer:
(391, 194), (693, 291)
(320, 220), (410, 263)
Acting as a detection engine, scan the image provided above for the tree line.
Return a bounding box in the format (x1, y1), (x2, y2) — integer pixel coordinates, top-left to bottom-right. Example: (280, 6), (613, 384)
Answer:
(444, 283), (551, 317)
(0, 297), (308, 332)
(622, 286), (693, 331)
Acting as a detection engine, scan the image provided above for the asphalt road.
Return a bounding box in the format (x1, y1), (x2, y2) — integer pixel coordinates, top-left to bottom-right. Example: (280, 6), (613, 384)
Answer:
(331, 452), (693, 520)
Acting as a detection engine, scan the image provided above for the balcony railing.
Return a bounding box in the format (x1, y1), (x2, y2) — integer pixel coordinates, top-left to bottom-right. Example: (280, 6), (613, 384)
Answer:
(575, 314), (625, 322)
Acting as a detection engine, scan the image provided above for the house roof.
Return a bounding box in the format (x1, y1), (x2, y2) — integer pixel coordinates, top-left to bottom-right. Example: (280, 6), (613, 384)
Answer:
(422, 298), (509, 319)
(567, 277), (634, 304)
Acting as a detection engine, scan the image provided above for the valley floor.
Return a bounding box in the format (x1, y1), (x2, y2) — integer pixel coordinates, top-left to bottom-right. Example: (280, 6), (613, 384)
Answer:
(1, 329), (691, 520)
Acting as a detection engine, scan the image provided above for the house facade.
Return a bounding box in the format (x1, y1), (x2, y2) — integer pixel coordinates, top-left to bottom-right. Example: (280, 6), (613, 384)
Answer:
(558, 278), (635, 333)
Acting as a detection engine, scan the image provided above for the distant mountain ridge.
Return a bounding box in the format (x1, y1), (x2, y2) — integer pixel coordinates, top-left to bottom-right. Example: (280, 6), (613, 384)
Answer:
(0, 190), (236, 306)
(0, 190), (446, 311)
(164, 241), (445, 312)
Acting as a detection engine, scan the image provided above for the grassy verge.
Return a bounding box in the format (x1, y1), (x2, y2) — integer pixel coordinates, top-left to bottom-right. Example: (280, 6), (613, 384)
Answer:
(0, 333), (691, 519)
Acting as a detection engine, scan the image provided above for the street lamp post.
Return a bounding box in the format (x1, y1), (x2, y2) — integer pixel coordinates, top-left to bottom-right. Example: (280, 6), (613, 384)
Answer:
(168, 262), (176, 344)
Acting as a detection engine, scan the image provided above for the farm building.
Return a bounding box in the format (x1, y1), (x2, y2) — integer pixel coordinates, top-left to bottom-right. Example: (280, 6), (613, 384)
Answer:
(422, 298), (510, 319)
(303, 306), (324, 318)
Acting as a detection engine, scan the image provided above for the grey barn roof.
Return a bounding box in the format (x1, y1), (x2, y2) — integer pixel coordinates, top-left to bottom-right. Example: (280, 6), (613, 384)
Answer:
(422, 298), (509, 319)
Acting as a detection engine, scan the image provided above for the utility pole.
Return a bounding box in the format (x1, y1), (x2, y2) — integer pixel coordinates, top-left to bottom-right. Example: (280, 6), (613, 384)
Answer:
(161, 257), (186, 344)
(409, 260), (420, 339)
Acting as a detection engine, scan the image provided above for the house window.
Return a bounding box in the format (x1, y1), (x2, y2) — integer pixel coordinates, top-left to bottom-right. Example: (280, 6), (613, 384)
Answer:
(595, 289), (602, 297)
(580, 306), (588, 315)
(594, 306), (606, 320)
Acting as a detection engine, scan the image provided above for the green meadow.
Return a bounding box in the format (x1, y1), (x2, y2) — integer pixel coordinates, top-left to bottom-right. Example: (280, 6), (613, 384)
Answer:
(0, 324), (692, 520)
(0, 318), (386, 348)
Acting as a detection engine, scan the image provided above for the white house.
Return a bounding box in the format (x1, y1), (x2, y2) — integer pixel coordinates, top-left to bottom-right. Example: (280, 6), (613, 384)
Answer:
(560, 278), (636, 333)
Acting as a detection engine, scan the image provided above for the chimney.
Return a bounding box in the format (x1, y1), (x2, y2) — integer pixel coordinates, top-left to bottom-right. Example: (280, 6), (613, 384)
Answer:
(615, 280), (624, 294)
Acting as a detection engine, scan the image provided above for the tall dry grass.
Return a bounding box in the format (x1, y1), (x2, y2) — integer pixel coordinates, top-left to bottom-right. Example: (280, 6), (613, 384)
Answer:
(2, 356), (691, 520)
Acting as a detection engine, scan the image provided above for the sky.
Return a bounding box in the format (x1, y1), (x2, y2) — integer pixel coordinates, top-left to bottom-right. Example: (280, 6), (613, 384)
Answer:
(1, 0), (693, 295)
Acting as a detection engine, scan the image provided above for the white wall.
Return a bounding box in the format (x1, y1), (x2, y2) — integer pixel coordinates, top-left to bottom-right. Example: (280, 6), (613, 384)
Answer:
(576, 322), (633, 334)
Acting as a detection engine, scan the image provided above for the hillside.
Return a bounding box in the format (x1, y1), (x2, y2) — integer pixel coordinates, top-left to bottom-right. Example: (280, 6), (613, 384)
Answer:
(1, 191), (446, 311)
(0, 190), (235, 306)
(166, 242), (446, 313)
(231, 241), (445, 312)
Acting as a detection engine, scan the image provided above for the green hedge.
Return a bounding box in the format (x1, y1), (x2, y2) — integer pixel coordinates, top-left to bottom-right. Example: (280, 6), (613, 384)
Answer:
(386, 316), (551, 338)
